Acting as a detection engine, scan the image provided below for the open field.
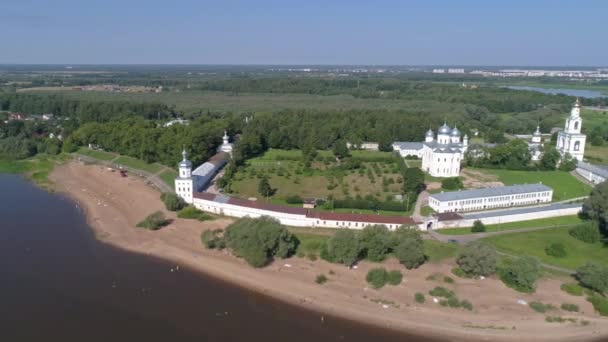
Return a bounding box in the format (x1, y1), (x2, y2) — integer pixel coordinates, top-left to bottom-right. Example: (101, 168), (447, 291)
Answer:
(472, 169), (591, 201)
(584, 144), (608, 164)
(76, 147), (116, 161)
(483, 226), (608, 269)
(23, 89), (474, 114)
(114, 155), (164, 174)
(0, 154), (69, 189)
(582, 108), (608, 132)
(230, 149), (405, 202)
(159, 169), (178, 190)
(438, 215), (585, 235)
(423, 239), (461, 262)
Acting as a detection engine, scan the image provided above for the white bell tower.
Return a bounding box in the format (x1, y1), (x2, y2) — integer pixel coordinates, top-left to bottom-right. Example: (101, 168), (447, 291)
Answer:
(556, 98), (586, 162)
(174, 147), (194, 203)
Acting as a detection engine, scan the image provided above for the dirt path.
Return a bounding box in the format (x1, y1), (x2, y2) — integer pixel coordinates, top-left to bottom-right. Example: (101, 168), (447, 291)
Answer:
(47, 161), (608, 342)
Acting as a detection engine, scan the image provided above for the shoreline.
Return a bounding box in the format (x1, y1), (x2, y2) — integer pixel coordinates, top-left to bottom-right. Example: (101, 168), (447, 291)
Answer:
(48, 161), (608, 342)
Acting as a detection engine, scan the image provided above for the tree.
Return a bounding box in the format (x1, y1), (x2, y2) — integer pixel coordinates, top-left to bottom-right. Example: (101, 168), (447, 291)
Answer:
(471, 220), (486, 233)
(576, 263), (608, 294)
(394, 238), (425, 269)
(258, 177), (274, 197)
(366, 267), (389, 289)
(136, 211), (170, 230)
(456, 242), (498, 276)
(558, 153), (577, 172)
(359, 225), (391, 262)
(582, 181), (608, 235)
(326, 229), (361, 267)
(402, 167), (426, 194)
(223, 216), (298, 267)
(539, 146), (561, 171)
(568, 222), (601, 243)
(499, 256), (541, 293)
(441, 177), (463, 190)
(160, 192), (186, 211)
(332, 139), (350, 160)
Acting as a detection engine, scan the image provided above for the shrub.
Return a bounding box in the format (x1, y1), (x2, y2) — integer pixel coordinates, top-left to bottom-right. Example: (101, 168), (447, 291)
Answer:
(470, 220), (486, 233)
(201, 229), (225, 249)
(285, 194), (304, 204)
(415, 293), (425, 303)
(326, 229), (362, 267)
(136, 211), (170, 230)
(178, 206), (213, 221)
(394, 238), (425, 269)
(456, 242), (498, 277)
(568, 223), (601, 244)
(360, 225), (391, 262)
(498, 256), (541, 293)
(224, 216), (299, 267)
(441, 177), (464, 190)
(443, 276), (454, 284)
(576, 263), (608, 294)
(387, 270), (403, 285)
(366, 268), (388, 289)
(587, 295), (608, 316)
(529, 301), (555, 313)
(160, 192), (186, 211)
(451, 267), (472, 279)
(545, 242), (567, 258)
(429, 286), (454, 298)
(561, 303), (579, 312)
(460, 300), (473, 311)
(315, 274), (328, 284)
(560, 283), (584, 296)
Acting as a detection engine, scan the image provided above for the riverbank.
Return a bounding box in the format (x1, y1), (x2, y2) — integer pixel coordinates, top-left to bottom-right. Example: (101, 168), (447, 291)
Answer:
(48, 161), (608, 342)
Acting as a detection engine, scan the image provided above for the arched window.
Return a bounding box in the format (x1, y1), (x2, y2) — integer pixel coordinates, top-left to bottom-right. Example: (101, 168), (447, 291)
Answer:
(574, 121), (579, 130)
(574, 141), (580, 151)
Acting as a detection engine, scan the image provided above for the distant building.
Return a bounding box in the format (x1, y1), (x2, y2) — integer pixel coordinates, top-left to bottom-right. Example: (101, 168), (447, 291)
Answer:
(576, 162), (608, 184)
(428, 184), (553, 213)
(163, 119), (189, 127)
(347, 141), (379, 151)
(448, 68), (465, 74)
(557, 98), (587, 161)
(217, 130), (234, 155)
(432, 69), (446, 74)
(42, 114), (54, 121)
(175, 148), (229, 204)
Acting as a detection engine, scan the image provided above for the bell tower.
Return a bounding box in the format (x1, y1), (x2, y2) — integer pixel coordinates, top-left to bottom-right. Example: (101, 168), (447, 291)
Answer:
(174, 147), (194, 203)
(556, 98), (586, 162)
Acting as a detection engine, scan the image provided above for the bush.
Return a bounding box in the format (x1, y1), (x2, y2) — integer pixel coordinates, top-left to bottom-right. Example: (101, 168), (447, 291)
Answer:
(360, 225), (391, 262)
(456, 242), (498, 277)
(224, 216), (299, 267)
(387, 270), (403, 285)
(451, 267), (472, 279)
(136, 211), (170, 230)
(529, 301), (555, 313)
(315, 274), (328, 284)
(415, 293), (426, 303)
(576, 263), (608, 294)
(460, 300), (473, 311)
(443, 276), (454, 284)
(201, 229), (225, 249)
(285, 194), (304, 204)
(545, 242), (567, 258)
(429, 286), (454, 298)
(498, 256), (541, 293)
(470, 220), (486, 233)
(160, 192), (186, 211)
(587, 295), (608, 316)
(366, 268), (389, 289)
(569, 223), (602, 244)
(561, 303), (579, 312)
(560, 283), (584, 296)
(394, 238), (425, 269)
(326, 230), (362, 267)
(178, 206), (213, 221)
(441, 177), (464, 190)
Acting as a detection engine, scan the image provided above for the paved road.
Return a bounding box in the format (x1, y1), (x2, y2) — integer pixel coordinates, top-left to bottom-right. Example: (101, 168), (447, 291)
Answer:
(74, 153), (173, 193)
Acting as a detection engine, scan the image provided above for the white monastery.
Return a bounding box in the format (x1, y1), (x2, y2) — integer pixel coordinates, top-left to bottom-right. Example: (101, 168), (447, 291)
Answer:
(556, 98), (586, 161)
(393, 123), (468, 177)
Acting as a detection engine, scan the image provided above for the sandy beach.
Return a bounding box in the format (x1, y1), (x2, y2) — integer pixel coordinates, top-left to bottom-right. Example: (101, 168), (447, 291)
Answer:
(48, 161), (608, 342)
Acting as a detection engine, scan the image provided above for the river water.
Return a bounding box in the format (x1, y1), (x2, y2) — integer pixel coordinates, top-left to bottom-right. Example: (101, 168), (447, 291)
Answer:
(0, 174), (441, 342)
(505, 86), (607, 98)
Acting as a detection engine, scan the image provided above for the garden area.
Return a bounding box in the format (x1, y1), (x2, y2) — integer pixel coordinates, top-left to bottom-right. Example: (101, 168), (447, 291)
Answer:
(439, 215), (585, 235)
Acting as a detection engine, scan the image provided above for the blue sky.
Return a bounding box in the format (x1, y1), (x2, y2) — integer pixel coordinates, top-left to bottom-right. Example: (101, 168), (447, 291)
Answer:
(2, 0), (606, 65)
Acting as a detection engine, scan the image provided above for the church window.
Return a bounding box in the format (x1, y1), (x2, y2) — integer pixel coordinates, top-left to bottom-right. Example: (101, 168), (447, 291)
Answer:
(574, 141), (580, 151)
(574, 121), (579, 130)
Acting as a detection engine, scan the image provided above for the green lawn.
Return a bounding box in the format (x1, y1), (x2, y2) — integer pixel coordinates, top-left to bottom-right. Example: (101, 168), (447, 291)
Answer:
(76, 147), (116, 161)
(584, 144), (608, 164)
(424, 239), (461, 262)
(438, 215), (585, 235)
(420, 205), (436, 216)
(294, 232), (329, 256)
(405, 159), (422, 168)
(159, 169), (178, 190)
(0, 154), (69, 189)
(483, 226), (608, 269)
(114, 156), (164, 174)
(476, 169), (591, 201)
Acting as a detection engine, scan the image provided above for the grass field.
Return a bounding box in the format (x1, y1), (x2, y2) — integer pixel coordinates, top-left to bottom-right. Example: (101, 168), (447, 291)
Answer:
(423, 239), (461, 262)
(584, 144), (608, 164)
(76, 147), (116, 161)
(0, 154), (69, 189)
(405, 159), (422, 168)
(438, 215), (585, 235)
(475, 169), (591, 201)
(159, 169), (178, 190)
(114, 156), (164, 174)
(483, 226), (608, 269)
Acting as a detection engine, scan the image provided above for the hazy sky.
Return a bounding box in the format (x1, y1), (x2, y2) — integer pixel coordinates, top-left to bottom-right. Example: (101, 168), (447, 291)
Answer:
(2, 0), (606, 65)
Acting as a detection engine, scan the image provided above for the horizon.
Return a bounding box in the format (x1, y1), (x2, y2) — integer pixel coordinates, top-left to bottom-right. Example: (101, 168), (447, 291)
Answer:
(2, 0), (607, 66)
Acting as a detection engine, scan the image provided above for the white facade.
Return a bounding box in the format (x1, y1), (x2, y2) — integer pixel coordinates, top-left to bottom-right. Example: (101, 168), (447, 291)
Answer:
(175, 149), (194, 204)
(557, 99), (586, 161)
(576, 162), (608, 184)
(428, 184), (553, 213)
(528, 126), (544, 161)
(218, 130), (234, 155)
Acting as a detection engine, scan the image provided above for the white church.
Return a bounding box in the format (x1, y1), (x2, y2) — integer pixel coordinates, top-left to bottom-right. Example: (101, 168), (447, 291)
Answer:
(556, 98), (586, 161)
(393, 123), (468, 177)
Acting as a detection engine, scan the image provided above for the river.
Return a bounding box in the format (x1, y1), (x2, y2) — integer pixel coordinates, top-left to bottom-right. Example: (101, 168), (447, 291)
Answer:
(0, 174), (441, 342)
(505, 86), (607, 98)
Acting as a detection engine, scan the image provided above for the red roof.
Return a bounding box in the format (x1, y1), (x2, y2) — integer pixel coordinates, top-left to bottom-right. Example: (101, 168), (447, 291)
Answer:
(436, 212), (463, 221)
(227, 196), (309, 215)
(306, 211), (417, 225)
(193, 192), (216, 201)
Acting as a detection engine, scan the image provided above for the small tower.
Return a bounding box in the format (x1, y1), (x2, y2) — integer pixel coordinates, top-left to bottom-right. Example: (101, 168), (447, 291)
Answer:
(531, 126), (542, 144)
(222, 130), (229, 145)
(218, 129), (234, 155)
(425, 128), (434, 143)
(556, 98), (586, 162)
(463, 134), (469, 152)
(175, 147), (194, 204)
